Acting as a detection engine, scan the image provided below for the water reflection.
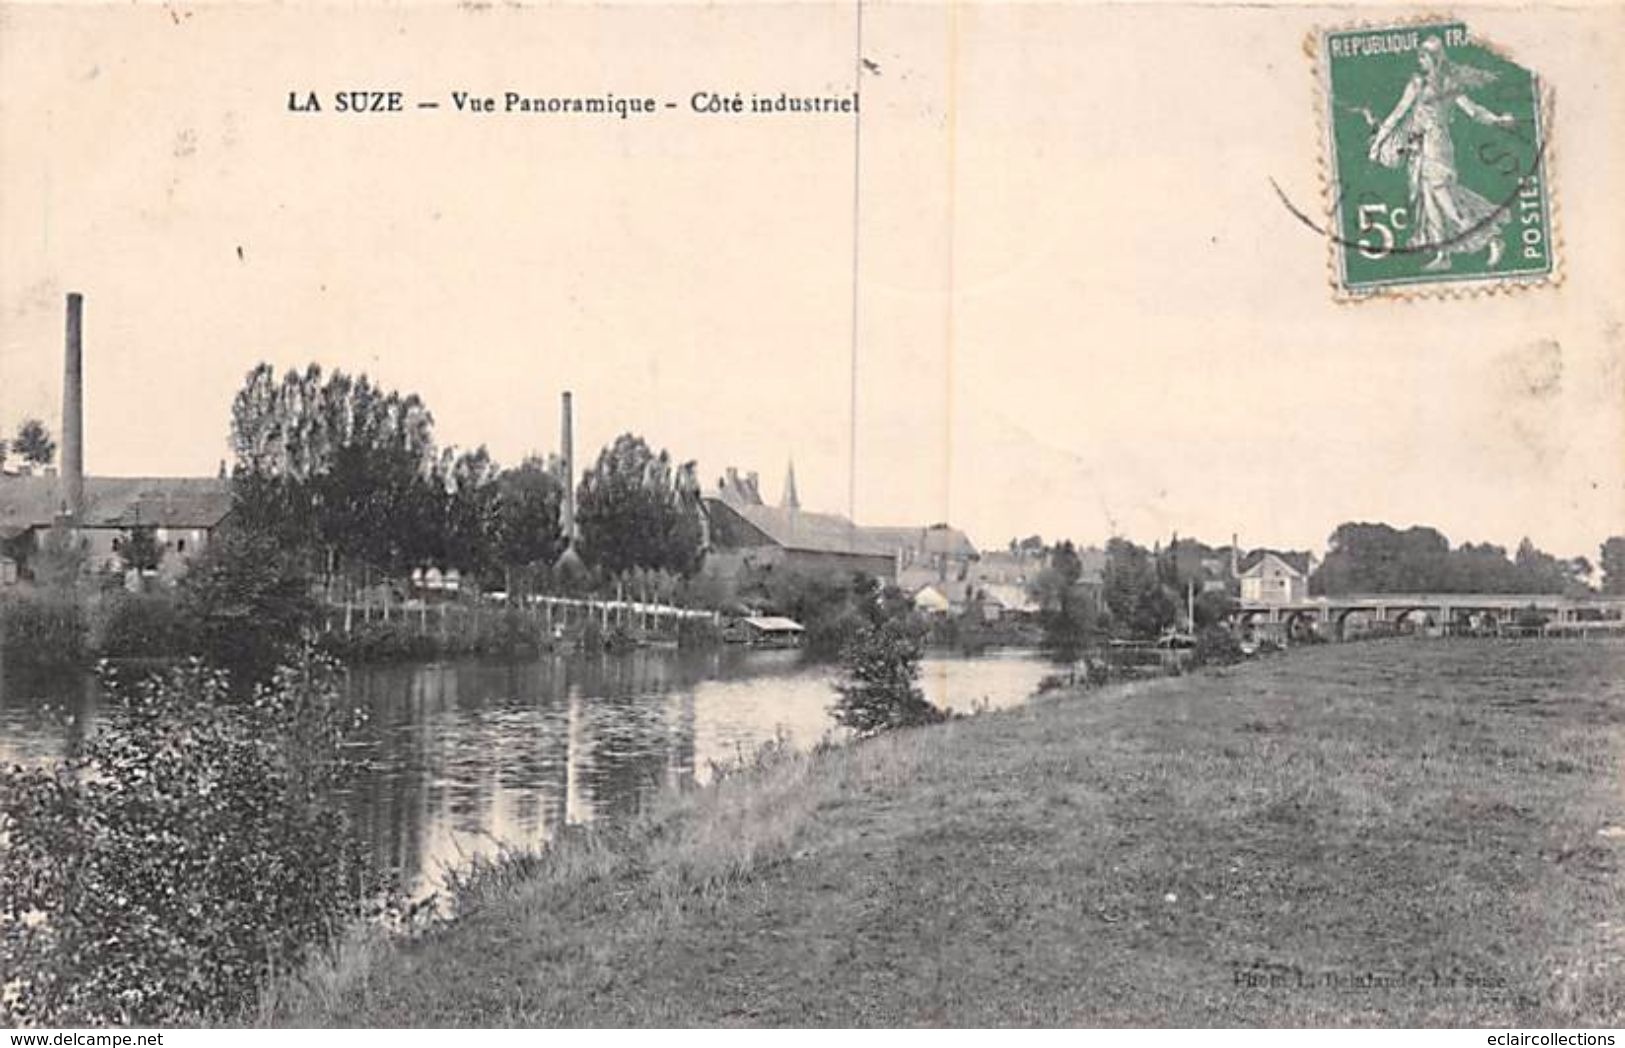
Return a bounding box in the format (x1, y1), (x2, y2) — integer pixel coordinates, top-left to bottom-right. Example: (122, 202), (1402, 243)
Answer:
(1, 647), (1050, 896)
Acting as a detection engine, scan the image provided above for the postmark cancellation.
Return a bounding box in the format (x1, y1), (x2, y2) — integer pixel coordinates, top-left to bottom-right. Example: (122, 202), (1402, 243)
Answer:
(1317, 20), (1556, 299)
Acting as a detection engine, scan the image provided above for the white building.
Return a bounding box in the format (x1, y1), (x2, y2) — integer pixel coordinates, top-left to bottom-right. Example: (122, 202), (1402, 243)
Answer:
(1239, 551), (1312, 604)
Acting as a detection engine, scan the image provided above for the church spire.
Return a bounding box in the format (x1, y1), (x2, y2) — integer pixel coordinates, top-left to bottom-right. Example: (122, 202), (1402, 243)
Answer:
(781, 458), (800, 510)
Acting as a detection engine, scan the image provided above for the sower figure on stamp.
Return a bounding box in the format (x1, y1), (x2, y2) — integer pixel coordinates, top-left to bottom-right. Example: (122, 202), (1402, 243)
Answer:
(1368, 35), (1518, 272)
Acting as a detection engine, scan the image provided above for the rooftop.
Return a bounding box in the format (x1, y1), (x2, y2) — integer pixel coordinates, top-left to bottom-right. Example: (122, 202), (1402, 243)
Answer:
(0, 475), (234, 535)
(1239, 549), (1314, 577)
(863, 524), (979, 561)
(704, 498), (896, 558)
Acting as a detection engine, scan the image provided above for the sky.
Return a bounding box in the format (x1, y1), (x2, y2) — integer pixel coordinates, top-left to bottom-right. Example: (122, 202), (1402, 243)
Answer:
(1, 2), (1621, 560)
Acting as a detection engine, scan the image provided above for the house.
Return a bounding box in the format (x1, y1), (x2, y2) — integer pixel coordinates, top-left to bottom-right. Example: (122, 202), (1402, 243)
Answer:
(968, 542), (1111, 591)
(910, 577), (1042, 622)
(912, 583), (955, 615)
(702, 467), (897, 584)
(0, 294), (233, 587)
(912, 579), (988, 617)
(864, 524), (979, 590)
(1238, 550), (1314, 604)
(973, 548), (1045, 589)
(0, 474), (233, 584)
(979, 582), (1039, 618)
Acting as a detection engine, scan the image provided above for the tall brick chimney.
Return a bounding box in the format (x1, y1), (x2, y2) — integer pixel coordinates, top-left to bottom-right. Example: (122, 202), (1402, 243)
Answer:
(559, 391), (576, 545)
(62, 292), (85, 519)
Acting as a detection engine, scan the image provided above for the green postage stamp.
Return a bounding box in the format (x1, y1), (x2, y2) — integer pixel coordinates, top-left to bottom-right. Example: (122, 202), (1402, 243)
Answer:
(1319, 21), (1554, 297)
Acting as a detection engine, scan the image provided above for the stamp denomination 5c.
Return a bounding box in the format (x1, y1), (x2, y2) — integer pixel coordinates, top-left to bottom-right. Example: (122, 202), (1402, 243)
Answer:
(1320, 21), (1554, 298)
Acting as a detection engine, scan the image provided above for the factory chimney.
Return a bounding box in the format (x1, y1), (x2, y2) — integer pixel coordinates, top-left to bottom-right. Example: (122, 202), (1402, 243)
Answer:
(62, 293), (85, 520)
(559, 391), (576, 546)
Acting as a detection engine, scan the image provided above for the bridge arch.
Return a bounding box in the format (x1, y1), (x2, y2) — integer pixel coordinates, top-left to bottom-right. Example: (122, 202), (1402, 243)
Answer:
(1334, 607), (1373, 641)
(1453, 608), (1505, 637)
(1390, 607), (1436, 634)
(1284, 610), (1321, 641)
(1233, 609), (1267, 630)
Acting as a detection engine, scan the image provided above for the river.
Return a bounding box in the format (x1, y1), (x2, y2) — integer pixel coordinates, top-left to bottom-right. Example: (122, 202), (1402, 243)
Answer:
(0, 647), (1053, 898)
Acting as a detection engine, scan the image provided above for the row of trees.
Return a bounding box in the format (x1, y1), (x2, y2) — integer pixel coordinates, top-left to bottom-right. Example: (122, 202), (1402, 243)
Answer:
(1025, 537), (1213, 652)
(1309, 523), (1606, 597)
(228, 364), (707, 596)
(1604, 538), (1625, 596)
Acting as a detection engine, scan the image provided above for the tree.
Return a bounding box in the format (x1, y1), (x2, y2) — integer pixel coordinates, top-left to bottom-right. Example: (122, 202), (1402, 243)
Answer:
(0, 437), (8, 472)
(1102, 537), (1175, 638)
(1313, 523), (1443, 593)
(1312, 521), (1586, 596)
(1602, 537), (1625, 596)
(177, 525), (315, 677)
(1450, 542), (1519, 593)
(1030, 540), (1096, 660)
(30, 525), (86, 590)
(120, 526), (163, 575)
(13, 418), (56, 469)
(831, 621), (945, 736)
(492, 456), (565, 597)
(764, 566), (869, 656)
(227, 363), (445, 585)
(1512, 537), (1580, 595)
(439, 446), (502, 585)
(1192, 588), (1238, 630)
(575, 434), (704, 578)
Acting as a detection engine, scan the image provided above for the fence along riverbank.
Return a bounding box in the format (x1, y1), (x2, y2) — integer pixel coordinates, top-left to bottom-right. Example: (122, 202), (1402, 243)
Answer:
(318, 593), (723, 654)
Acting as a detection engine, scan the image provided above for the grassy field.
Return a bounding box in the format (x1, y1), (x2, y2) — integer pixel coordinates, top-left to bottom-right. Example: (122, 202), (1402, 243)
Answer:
(267, 640), (1625, 1026)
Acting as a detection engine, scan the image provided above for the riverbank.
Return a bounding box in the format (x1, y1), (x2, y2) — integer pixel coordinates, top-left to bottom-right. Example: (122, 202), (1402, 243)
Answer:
(264, 639), (1625, 1026)
(0, 587), (719, 669)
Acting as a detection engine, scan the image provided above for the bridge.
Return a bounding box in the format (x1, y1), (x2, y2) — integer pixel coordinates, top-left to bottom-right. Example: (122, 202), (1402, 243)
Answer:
(1232, 593), (1625, 641)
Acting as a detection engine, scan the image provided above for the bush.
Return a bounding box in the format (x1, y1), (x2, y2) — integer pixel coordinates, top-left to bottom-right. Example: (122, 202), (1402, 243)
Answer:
(92, 592), (196, 659)
(177, 527), (315, 678)
(603, 623), (639, 653)
(831, 622), (947, 737)
(0, 654), (384, 1025)
(760, 569), (909, 659)
(0, 591), (85, 669)
(315, 605), (548, 663)
(317, 618), (438, 662)
(1035, 671), (1075, 694)
(1192, 625), (1245, 667)
(676, 615), (722, 649)
(803, 605), (868, 658)
(29, 526), (88, 592)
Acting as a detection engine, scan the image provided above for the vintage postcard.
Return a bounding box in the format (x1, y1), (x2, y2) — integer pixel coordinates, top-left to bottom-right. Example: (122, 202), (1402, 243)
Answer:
(1, 0), (1623, 1034)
